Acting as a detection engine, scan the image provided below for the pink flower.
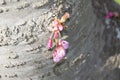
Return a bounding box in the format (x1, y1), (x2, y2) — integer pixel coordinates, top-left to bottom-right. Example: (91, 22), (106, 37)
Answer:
(61, 40), (69, 49)
(105, 12), (114, 19)
(53, 46), (66, 63)
(47, 38), (53, 49)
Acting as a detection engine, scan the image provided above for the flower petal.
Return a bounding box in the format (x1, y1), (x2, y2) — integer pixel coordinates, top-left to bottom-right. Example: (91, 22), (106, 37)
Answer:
(53, 46), (66, 63)
(61, 40), (69, 49)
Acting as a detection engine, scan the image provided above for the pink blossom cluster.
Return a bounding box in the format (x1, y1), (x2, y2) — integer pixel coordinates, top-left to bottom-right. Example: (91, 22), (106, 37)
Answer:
(47, 12), (70, 63)
(105, 12), (114, 19)
(105, 12), (119, 19)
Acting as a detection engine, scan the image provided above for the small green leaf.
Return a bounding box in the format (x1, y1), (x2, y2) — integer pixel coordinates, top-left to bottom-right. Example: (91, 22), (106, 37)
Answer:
(115, 0), (120, 5)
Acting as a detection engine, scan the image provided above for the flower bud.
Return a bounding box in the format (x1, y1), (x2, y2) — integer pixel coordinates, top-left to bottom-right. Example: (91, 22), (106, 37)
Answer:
(54, 31), (59, 38)
(60, 12), (70, 23)
(47, 38), (53, 49)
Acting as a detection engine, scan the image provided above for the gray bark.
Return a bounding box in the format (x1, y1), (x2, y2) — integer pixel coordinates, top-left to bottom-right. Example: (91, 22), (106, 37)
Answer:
(0, 0), (119, 80)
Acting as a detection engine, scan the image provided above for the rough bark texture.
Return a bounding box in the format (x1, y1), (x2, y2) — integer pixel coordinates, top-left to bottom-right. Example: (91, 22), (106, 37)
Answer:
(0, 0), (120, 80)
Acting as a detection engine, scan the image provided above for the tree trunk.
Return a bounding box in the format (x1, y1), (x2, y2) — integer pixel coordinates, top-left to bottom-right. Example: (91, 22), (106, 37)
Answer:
(0, 0), (119, 80)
